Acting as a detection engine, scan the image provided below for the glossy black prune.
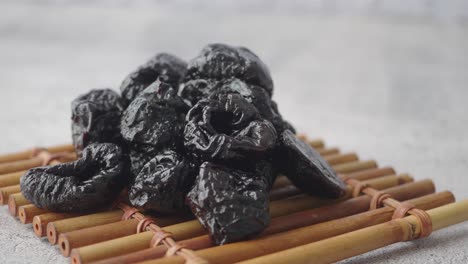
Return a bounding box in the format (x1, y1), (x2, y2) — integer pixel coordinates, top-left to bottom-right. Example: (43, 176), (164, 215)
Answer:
(278, 130), (346, 198)
(208, 79), (295, 133)
(186, 162), (270, 245)
(71, 89), (125, 154)
(129, 150), (195, 213)
(184, 93), (277, 162)
(180, 43), (274, 105)
(179, 79), (217, 107)
(120, 53), (187, 105)
(270, 100), (296, 134)
(121, 80), (189, 154)
(20, 143), (129, 213)
(129, 149), (153, 177)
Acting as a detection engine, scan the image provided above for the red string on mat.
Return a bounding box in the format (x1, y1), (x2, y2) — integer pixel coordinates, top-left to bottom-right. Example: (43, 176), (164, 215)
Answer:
(30, 147), (47, 158)
(344, 177), (433, 239)
(137, 217), (155, 233)
(117, 203), (208, 263)
(34, 151), (75, 166)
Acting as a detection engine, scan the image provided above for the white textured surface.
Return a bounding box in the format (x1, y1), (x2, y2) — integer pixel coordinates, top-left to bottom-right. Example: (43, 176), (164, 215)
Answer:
(0, 2), (467, 263)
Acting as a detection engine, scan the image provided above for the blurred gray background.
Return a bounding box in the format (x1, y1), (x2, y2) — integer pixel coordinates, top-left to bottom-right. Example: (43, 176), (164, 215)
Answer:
(0, 1), (467, 263)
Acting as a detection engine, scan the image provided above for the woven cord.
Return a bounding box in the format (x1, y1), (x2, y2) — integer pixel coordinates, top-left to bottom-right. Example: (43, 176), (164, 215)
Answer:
(118, 204), (208, 263)
(35, 151), (75, 166)
(345, 178), (432, 239)
(30, 147), (47, 158)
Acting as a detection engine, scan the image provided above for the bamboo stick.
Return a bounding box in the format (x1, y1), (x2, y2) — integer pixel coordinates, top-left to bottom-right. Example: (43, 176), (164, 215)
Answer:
(272, 161), (386, 191)
(317, 147), (339, 156)
(324, 153), (358, 165)
(268, 174), (412, 217)
(0, 184), (21, 205)
(308, 139), (324, 149)
(296, 134), (307, 141)
(0, 149), (37, 164)
(7, 193), (29, 216)
(341, 167), (395, 181)
(237, 199), (468, 264)
(71, 231), (155, 264)
(0, 170), (26, 188)
(46, 144), (75, 155)
(269, 185), (301, 201)
(100, 185), (445, 264)
(251, 177), (425, 236)
(46, 210), (124, 244)
(70, 177), (419, 264)
(333, 160), (377, 174)
(33, 212), (81, 237)
(0, 157), (44, 175)
(61, 219), (139, 257)
(127, 191), (453, 264)
(59, 215), (191, 257)
(0, 151), (76, 175)
(0, 159), (65, 205)
(0, 144), (74, 164)
(19, 204), (49, 224)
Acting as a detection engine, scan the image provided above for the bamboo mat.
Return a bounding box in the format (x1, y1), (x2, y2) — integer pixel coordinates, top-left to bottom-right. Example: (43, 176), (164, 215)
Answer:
(1, 138), (467, 264)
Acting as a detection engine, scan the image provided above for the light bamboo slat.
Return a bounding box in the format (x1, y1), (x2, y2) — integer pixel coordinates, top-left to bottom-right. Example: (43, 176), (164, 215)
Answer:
(128, 191), (454, 264)
(59, 215), (191, 257)
(0, 184), (21, 205)
(33, 212), (82, 237)
(333, 160), (377, 174)
(69, 178), (429, 264)
(0, 144), (74, 164)
(0, 138), (464, 264)
(0, 170), (26, 188)
(317, 147), (339, 156)
(19, 204), (49, 224)
(47, 210), (124, 244)
(237, 200), (468, 264)
(7, 193), (29, 216)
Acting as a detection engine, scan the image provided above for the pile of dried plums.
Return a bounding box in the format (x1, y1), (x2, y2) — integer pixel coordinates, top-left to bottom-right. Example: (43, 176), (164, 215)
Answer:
(20, 44), (346, 245)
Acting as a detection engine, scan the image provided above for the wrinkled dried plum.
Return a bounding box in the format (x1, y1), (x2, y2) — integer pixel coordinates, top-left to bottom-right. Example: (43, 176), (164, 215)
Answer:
(129, 150), (195, 213)
(20, 143), (129, 213)
(179, 79), (217, 106)
(184, 94), (277, 162)
(71, 89), (125, 154)
(55, 44), (345, 244)
(208, 79), (294, 133)
(129, 149), (153, 177)
(278, 130), (346, 198)
(121, 80), (189, 154)
(256, 159), (277, 190)
(180, 43), (274, 105)
(270, 100), (296, 133)
(120, 53), (187, 105)
(186, 162), (270, 245)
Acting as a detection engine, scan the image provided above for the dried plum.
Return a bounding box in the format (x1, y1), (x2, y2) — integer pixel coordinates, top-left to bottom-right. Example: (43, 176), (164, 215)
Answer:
(179, 79), (217, 106)
(186, 162), (270, 245)
(129, 149), (153, 177)
(71, 89), (125, 154)
(208, 79), (294, 133)
(184, 93), (277, 162)
(54, 43), (344, 244)
(120, 53), (187, 105)
(278, 130), (346, 198)
(180, 43), (274, 105)
(270, 100), (296, 133)
(20, 143), (129, 213)
(121, 80), (189, 154)
(129, 150), (195, 213)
